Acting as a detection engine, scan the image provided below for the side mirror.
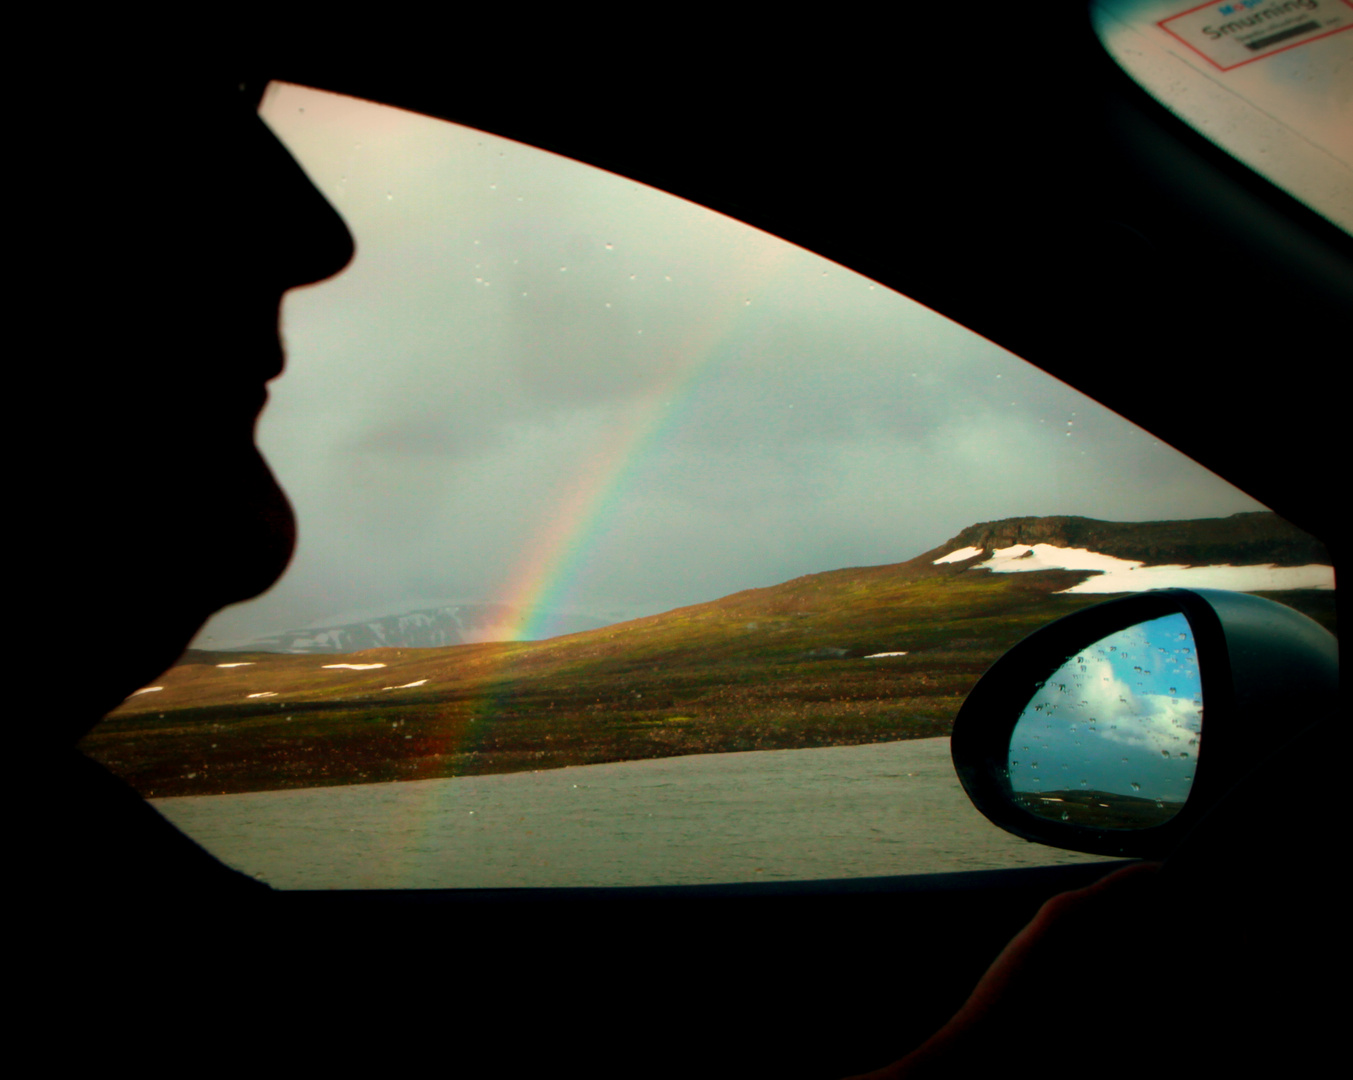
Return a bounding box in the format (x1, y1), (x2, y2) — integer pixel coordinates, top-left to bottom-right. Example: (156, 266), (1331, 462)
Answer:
(951, 589), (1337, 858)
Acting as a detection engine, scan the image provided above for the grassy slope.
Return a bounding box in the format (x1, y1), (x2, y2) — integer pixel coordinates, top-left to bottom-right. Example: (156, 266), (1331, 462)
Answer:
(82, 550), (1336, 798)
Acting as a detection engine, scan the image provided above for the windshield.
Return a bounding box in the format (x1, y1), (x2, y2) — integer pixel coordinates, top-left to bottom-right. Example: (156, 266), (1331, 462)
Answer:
(1092, 0), (1353, 234)
(79, 83), (1333, 889)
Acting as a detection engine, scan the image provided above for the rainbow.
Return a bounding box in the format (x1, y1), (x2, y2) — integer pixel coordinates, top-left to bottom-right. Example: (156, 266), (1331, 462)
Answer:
(495, 245), (800, 643)
(381, 243), (805, 881)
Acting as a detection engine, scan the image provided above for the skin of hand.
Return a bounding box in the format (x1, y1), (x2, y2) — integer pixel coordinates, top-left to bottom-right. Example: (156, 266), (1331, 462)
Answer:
(844, 860), (1163, 1079)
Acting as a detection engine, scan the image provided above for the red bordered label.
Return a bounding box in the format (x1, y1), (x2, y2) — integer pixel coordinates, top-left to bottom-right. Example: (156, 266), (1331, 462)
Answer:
(1158, 0), (1353, 70)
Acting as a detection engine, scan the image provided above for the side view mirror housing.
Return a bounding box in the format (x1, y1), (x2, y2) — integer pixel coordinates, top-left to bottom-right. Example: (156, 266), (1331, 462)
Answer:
(951, 589), (1337, 859)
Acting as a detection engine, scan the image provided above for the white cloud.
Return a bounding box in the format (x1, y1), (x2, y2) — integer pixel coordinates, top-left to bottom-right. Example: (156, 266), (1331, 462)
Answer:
(1023, 654), (1201, 755)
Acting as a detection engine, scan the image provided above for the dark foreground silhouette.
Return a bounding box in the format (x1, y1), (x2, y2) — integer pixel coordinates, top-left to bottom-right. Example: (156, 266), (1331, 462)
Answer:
(22, 33), (1338, 1080)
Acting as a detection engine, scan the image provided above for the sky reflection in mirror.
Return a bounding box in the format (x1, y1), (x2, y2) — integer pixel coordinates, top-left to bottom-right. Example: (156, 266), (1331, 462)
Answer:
(1009, 613), (1201, 828)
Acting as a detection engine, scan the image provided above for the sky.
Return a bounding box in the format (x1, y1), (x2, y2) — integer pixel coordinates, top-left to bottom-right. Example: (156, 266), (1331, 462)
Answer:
(193, 84), (1269, 649)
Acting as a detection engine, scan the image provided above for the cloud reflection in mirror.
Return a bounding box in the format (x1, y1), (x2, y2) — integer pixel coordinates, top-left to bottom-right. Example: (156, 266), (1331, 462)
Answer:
(1007, 612), (1201, 829)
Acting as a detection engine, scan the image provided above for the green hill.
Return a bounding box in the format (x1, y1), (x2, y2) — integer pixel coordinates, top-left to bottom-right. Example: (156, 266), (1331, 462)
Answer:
(84, 512), (1334, 798)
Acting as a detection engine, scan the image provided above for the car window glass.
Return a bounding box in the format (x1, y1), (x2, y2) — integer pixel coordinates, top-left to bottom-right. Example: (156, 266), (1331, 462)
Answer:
(1091, 0), (1353, 235)
(80, 83), (1331, 889)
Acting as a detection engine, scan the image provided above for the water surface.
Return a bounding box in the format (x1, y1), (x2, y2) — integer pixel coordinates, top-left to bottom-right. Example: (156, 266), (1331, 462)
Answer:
(154, 738), (1112, 889)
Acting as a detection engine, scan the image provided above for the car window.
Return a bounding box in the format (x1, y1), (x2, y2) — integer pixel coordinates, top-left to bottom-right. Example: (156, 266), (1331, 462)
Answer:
(79, 82), (1334, 889)
(1091, 0), (1353, 235)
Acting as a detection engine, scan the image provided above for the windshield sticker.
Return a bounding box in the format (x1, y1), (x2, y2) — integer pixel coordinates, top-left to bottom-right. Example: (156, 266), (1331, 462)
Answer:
(1159, 0), (1352, 69)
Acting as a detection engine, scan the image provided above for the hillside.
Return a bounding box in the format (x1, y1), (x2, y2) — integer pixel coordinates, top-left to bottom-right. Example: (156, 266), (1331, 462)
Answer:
(85, 512), (1335, 798)
(941, 511), (1327, 566)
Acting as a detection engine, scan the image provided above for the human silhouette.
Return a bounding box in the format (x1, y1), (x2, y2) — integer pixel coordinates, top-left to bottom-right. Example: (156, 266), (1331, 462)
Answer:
(29, 56), (353, 905)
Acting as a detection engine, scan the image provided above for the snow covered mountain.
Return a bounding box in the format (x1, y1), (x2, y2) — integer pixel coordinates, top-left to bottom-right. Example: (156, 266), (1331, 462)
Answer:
(221, 512), (1331, 655)
(926, 512), (1333, 593)
(230, 602), (612, 654)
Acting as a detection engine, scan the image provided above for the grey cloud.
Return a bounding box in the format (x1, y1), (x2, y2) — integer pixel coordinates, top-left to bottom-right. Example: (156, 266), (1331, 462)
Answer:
(192, 85), (1266, 648)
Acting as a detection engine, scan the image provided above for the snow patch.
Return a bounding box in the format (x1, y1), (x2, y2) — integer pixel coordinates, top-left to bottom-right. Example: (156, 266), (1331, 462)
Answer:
(131, 686), (163, 695)
(383, 679), (429, 690)
(975, 544), (1334, 593)
(247, 692), (278, 698)
(865, 652), (909, 658)
(216, 662), (255, 668)
(322, 663), (388, 670)
(934, 546), (983, 564)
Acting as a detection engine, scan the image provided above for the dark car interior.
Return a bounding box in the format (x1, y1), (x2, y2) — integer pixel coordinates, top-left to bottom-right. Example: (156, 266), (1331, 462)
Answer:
(53, 7), (1343, 1076)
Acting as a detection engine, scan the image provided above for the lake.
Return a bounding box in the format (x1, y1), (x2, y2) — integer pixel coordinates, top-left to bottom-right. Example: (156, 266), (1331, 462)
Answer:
(152, 737), (1112, 888)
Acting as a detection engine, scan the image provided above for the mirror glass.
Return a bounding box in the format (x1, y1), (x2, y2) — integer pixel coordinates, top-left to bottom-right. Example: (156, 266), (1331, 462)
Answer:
(1007, 613), (1201, 829)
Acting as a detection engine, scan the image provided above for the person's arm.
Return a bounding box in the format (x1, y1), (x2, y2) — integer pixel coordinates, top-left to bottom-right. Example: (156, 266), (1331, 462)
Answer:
(845, 861), (1162, 1079)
